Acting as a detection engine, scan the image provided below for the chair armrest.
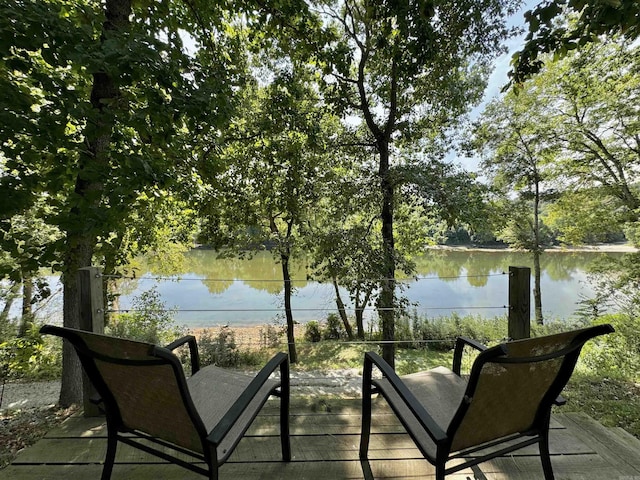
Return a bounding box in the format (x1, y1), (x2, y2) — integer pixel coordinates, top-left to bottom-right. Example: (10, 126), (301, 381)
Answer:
(364, 351), (447, 446)
(164, 335), (200, 374)
(207, 352), (289, 446)
(452, 337), (487, 375)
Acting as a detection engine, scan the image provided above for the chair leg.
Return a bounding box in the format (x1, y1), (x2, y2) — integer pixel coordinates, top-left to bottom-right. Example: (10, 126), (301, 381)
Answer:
(539, 431), (555, 480)
(360, 357), (373, 459)
(280, 390), (291, 461)
(101, 426), (118, 480)
(280, 361), (291, 461)
(208, 465), (219, 480)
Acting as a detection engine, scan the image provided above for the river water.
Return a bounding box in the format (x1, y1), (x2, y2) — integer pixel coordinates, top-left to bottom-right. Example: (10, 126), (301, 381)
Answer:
(114, 248), (623, 327)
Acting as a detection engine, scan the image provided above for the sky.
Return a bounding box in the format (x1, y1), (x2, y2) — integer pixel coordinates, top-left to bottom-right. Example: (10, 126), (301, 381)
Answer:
(482, 0), (538, 103)
(458, 0), (538, 172)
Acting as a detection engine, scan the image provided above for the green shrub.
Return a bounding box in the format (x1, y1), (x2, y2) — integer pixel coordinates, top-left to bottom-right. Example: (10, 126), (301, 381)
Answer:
(107, 287), (183, 344)
(394, 314), (416, 349)
(260, 323), (285, 348)
(197, 327), (240, 368)
(304, 321), (322, 343)
(407, 313), (508, 351)
(580, 314), (640, 381)
(322, 313), (344, 340)
(0, 318), (17, 344)
(0, 323), (61, 381)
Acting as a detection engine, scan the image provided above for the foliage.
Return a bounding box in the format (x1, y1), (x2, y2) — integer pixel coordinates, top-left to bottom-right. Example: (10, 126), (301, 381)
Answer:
(199, 43), (343, 363)
(402, 312), (509, 351)
(560, 375), (640, 438)
(585, 252), (640, 318)
(304, 321), (322, 343)
(544, 38), (640, 231)
(510, 0), (640, 85)
(306, 0), (520, 366)
(196, 327), (241, 368)
(0, 324), (61, 381)
(106, 287), (183, 345)
(322, 313), (345, 341)
(509, 37), (640, 247)
(259, 323), (287, 349)
(545, 190), (624, 245)
(0, 0), (244, 404)
(579, 314), (640, 381)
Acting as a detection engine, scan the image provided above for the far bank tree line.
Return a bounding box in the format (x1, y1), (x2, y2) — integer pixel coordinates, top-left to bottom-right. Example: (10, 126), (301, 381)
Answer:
(1, 0), (639, 407)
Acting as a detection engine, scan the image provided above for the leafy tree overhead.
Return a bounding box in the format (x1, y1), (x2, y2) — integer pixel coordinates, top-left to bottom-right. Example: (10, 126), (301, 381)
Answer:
(525, 36), (640, 244)
(473, 87), (557, 325)
(510, 0), (640, 85)
(501, 33), (640, 321)
(201, 50), (341, 363)
(1, 0), (243, 405)
(308, 0), (520, 367)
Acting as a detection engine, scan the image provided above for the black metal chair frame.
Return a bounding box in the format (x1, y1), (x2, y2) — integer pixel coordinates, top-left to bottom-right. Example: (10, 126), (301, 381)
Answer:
(360, 324), (614, 480)
(41, 325), (291, 480)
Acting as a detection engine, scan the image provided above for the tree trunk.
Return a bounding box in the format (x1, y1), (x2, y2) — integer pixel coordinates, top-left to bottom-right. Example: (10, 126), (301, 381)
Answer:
(378, 142), (396, 368)
(332, 277), (354, 340)
(18, 270), (33, 337)
(0, 281), (19, 328)
(533, 249), (543, 325)
(355, 286), (372, 340)
(60, 241), (93, 407)
(59, 0), (131, 408)
(533, 179), (544, 325)
(280, 252), (298, 363)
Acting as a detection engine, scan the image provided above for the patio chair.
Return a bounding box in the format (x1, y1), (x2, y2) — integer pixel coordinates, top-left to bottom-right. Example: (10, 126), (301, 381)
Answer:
(41, 325), (290, 480)
(360, 324), (614, 480)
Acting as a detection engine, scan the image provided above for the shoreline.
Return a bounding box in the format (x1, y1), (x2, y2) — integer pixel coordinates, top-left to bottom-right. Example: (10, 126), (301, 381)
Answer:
(424, 242), (637, 253)
(189, 324), (303, 348)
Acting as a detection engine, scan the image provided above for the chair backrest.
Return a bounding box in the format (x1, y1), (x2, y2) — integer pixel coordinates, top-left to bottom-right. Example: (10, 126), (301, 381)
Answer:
(42, 325), (207, 453)
(448, 324), (614, 451)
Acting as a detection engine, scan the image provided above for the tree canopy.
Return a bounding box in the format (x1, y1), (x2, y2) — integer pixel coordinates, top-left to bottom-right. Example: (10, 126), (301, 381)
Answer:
(510, 0), (640, 85)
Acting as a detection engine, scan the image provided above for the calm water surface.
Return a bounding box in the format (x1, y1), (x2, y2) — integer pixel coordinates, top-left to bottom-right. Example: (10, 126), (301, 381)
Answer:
(117, 249), (623, 327)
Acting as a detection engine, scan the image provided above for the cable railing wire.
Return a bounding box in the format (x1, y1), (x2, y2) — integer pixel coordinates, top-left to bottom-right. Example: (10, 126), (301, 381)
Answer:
(108, 305), (508, 315)
(105, 270), (510, 325)
(101, 272), (508, 282)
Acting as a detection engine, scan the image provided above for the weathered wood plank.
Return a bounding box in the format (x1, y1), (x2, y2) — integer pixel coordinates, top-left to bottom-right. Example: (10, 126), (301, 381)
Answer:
(18, 427), (593, 466)
(557, 412), (640, 474)
(9, 398), (636, 480)
(46, 407), (564, 439)
(610, 426), (640, 459)
(3, 455), (627, 480)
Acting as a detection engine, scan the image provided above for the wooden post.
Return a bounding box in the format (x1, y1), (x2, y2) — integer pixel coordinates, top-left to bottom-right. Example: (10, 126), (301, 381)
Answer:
(77, 266), (104, 416)
(508, 266), (531, 340)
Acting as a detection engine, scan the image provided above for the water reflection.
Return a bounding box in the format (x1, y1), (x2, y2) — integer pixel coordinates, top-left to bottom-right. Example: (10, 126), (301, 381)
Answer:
(117, 249), (623, 327)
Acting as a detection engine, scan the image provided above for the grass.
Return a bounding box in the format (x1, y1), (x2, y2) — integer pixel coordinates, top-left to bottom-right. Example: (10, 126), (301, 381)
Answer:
(561, 373), (640, 438)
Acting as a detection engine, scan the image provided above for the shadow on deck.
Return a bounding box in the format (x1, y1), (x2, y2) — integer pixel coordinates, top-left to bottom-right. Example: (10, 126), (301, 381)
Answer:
(5, 397), (640, 479)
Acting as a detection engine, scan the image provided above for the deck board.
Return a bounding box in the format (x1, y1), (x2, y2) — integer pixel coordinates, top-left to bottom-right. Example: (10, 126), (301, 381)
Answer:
(5, 398), (639, 479)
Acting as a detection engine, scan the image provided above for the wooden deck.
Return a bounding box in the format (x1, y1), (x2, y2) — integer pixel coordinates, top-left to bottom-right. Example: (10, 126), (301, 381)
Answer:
(5, 397), (640, 479)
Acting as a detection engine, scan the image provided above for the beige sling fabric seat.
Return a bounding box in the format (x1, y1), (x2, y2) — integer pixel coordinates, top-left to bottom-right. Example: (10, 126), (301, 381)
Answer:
(360, 324), (614, 480)
(41, 325), (290, 480)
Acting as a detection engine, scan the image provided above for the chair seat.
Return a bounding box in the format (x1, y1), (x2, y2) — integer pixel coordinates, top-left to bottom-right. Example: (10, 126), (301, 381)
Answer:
(374, 366), (466, 460)
(188, 365), (279, 459)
